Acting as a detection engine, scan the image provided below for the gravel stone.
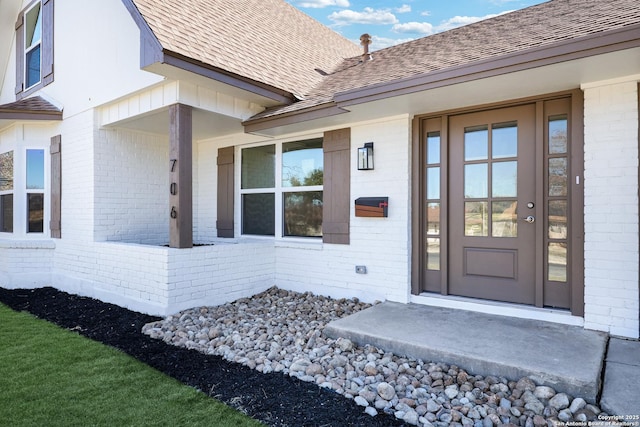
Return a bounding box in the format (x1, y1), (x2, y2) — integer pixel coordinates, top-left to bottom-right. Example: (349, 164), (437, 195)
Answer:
(549, 393), (571, 410)
(569, 397), (587, 414)
(354, 396), (369, 407)
(534, 386), (556, 400)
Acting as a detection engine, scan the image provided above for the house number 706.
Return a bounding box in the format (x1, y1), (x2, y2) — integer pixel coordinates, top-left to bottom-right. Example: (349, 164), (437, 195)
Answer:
(170, 159), (177, 219)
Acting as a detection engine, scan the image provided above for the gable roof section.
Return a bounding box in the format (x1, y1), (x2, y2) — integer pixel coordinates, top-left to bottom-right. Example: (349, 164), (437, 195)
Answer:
(245, 0), (640, 126)
(0, 96), (62, 121)
(125, 0), (361, 104)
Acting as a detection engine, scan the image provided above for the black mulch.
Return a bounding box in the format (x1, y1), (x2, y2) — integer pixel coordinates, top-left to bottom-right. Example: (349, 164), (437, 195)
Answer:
(0, 287), (407, 427)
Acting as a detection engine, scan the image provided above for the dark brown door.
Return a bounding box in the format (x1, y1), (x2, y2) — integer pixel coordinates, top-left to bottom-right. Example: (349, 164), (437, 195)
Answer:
(449, 104), (537, 304)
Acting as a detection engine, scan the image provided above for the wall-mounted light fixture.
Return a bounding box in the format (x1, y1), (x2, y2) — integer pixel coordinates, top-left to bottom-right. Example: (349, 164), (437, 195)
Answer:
(358, 142), (374, 170)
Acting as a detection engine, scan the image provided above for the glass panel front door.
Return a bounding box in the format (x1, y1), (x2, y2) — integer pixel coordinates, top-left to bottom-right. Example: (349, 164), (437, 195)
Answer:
(449, 105), (537, 305)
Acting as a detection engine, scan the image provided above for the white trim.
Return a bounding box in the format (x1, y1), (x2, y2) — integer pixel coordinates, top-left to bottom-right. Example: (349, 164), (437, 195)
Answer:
(411, 293), (584, 327)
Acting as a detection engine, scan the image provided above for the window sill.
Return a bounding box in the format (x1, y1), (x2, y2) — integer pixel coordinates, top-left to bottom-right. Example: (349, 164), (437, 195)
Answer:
(0, 238), (56, 249)
(274, 238), (323, 250)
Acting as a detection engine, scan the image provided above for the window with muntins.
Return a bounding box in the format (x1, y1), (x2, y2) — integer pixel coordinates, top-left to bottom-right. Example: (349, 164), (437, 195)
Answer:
(15, 0), (54, 99)
(241, 138), (323, 238)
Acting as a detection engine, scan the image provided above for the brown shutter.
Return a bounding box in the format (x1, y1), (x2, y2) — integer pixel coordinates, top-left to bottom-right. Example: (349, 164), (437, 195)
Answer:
(14, 13), (24, 96)
(323, 128), (350, 244)
(217, 146), (234, 238)
(50, 135), (61, 238)
(41, 0), (54, 86)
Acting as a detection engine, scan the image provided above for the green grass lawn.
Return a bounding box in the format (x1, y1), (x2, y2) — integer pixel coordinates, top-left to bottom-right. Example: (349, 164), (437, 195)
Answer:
(0, 304), (264, 427)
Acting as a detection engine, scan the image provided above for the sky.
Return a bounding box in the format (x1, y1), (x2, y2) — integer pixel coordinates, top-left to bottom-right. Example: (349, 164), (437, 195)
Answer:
(286, 0), (547, 51)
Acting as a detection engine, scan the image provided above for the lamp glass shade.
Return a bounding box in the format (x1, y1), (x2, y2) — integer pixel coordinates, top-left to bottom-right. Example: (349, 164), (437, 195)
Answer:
(358, 143), (374, 170)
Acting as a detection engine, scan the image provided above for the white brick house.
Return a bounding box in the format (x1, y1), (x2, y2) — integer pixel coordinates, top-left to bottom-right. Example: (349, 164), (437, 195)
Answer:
(0, 0), (638, 339)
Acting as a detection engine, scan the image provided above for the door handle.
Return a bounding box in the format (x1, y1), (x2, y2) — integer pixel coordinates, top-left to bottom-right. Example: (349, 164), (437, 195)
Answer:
(522, 215), (535, 224)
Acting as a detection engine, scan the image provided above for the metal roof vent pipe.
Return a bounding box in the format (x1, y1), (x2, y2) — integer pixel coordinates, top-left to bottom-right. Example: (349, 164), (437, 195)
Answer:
(360, 33), (373, 61)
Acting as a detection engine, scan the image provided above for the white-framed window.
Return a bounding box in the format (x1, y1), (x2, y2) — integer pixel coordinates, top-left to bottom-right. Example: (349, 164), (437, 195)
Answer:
(26, 149), (45, 233)
(240, 138), (323, 238)
(24, 1), (43, 90)
(0, 148), (47, 235)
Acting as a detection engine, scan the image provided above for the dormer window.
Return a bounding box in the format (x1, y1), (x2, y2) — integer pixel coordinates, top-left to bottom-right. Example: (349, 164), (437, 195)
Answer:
(15, 0), (54, 99)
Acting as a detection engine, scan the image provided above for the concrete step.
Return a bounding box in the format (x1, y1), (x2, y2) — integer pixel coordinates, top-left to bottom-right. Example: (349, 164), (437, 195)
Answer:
(324, 301), (608, 402)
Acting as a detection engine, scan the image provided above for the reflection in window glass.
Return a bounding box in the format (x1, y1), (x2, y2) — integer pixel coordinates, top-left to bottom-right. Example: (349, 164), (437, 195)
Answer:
(465, 163), (488, 198)
(427, 237), (440, 270)
(0, 194), (13, 233)
(492, 122), (518, 159)
(427, 167), (440, 200)
(427, 132), (440, 164)
(283, 191), (323, 237)
(548, 200), (568, 239)
(241, 145), (275, 189)
(464, 126), (488, 161)
(549, 158), (567, 197)
(27, 193), (43, 233)
(549, 116), (568, 154)
(465, 201), (488, 236)
(26, 45), (41, 88)
(492, 201), (517, 238)
(548, 242), (567, 282)
(26, 149), (45, 189)
(427, 202), (440, 235)
(282, 139), (323, 187)
(492, 161), (517, 198)
(0, 151), (14, 191)
(242, 193), (275, 236)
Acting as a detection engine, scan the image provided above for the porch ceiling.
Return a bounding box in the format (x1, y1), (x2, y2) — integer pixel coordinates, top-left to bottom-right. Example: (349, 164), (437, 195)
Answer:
(103, 106), (243, 140)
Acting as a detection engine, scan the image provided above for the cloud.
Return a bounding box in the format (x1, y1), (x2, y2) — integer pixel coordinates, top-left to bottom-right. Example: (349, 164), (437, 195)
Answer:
(328, 7), (399, 26)
(361, 35), (416, 51)
(392, 22), (434, 35)
(294, 0), (350, 8)
(395, 4), (411, 13)
(434, 11), (511, 32)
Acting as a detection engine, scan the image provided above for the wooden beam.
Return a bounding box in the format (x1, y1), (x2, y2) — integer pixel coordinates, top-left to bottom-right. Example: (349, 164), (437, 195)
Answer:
(169, 104), (193, 248)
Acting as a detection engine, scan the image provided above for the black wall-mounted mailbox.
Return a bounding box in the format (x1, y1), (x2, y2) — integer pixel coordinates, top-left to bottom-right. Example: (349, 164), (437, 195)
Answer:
(355, 197), (389, 217)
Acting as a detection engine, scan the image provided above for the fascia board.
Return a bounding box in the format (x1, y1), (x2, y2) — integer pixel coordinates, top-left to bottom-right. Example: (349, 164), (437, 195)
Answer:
(334, 24), (640, 107)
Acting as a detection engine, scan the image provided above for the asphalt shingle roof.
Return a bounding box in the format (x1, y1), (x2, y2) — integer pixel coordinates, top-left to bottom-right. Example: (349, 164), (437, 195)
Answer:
(130, 0), (362, 98)
(0, 96), (62, 116)
(249, 0), (640, 121)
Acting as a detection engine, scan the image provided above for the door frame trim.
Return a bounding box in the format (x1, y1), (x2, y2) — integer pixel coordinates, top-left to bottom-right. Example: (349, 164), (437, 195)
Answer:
(411, 89), (585, 316)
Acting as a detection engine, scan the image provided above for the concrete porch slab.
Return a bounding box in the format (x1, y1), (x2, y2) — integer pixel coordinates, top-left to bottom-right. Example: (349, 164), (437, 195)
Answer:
(324, 302), (608, 402)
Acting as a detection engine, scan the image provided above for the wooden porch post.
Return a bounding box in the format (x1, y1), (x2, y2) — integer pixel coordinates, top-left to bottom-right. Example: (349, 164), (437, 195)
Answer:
(169, 103), (193, 248)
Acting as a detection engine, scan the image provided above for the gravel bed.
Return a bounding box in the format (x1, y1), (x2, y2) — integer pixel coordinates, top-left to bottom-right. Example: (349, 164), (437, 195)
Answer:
(143, 287), (608, 427)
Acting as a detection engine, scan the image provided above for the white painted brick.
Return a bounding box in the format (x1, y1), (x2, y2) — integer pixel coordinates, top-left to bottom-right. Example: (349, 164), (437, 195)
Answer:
(583, 80), (639, 338)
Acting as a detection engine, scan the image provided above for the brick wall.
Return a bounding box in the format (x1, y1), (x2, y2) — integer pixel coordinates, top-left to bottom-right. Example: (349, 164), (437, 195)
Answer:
(51, 239), (274, 316)
(275, 117), (412, 304)
(94, 127), (169, 244)
(0, 240), (54, 288)
(583, 78), (639, 339)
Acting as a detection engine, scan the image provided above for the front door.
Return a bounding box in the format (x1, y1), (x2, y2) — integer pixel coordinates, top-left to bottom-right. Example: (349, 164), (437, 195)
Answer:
(449, 104), (537, 304)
